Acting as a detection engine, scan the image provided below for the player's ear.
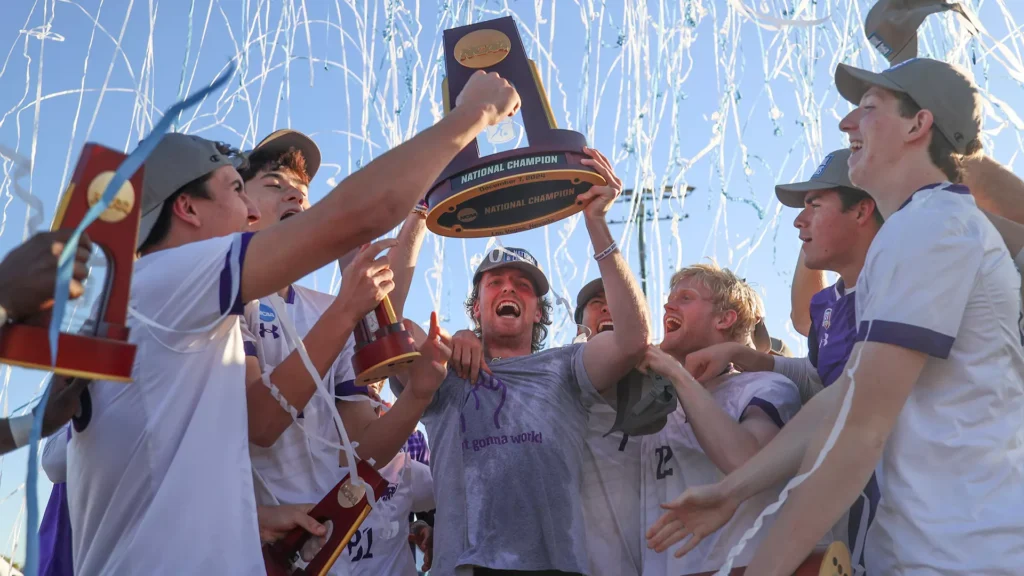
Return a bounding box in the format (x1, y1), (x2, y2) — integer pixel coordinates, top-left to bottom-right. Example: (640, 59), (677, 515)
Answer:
(171, 193), (202, 229)
(715, 309), (738, 332)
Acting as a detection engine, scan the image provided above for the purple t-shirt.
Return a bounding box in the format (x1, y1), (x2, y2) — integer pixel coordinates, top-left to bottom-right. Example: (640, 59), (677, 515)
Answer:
(807, 279), (857, 387)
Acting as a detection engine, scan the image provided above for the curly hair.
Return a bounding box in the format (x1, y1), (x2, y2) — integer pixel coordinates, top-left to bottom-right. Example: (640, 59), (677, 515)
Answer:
(238, 146), (310, 185)
(464, 280), (553, 353)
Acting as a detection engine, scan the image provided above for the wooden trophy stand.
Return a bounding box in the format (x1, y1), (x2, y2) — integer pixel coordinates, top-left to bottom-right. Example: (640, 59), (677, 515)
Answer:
(263, 461), (389, 576)
(350, 295), (420, 386)
(0, 144), (140, 382)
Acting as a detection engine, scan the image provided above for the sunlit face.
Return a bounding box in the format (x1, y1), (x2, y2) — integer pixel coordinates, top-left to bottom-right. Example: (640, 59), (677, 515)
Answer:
(661, 278), (724, 357)
(244, 167), (310, 231)
(191, 165), (260, 237)
(473, 268), (542, 343)
(793, 189), (865, 272)
(840, 85), (911, 193)
(580, 291), (612, 336)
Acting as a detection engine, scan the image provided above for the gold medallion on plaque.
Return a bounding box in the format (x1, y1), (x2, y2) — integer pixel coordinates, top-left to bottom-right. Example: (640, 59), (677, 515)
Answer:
(454, 29), (511, 69)
(87, 171), (136, 223)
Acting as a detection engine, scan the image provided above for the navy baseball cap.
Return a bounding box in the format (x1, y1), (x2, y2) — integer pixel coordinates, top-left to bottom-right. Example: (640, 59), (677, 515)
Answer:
(472, 247), (550, 296)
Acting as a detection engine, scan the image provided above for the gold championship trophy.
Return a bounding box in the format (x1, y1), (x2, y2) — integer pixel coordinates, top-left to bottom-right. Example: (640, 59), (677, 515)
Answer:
(0, 144), (140, 381)
(425, 16), (607, 237)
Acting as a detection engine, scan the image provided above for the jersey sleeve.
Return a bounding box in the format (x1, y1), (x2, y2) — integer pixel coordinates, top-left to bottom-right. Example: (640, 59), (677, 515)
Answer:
(856, 213), (984, 359)
(408, 459), (436, 513)
(738, 374), (802, 428)
(571, 343), (604, 408)
(131, 232), (254, 332)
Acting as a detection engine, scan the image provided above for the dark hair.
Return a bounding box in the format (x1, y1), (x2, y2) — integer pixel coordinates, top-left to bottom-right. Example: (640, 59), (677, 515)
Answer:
(464, 280), (553, 353)
(238, 146), (310, 184)
(895, 92), (982, 183)
(138, 142), (245, 253)
(835, 186), (884, 227)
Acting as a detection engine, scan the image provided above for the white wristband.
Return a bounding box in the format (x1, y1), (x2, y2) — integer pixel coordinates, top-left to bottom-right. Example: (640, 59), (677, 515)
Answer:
(10, 413), (34, 449)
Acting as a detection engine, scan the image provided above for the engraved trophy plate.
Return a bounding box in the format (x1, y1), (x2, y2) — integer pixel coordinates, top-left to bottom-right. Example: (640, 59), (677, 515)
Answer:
(427, 16), (606, 238)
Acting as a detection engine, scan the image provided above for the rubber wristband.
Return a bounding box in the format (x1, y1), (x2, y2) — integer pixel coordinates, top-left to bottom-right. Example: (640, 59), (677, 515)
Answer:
(594, 241), (618, 262)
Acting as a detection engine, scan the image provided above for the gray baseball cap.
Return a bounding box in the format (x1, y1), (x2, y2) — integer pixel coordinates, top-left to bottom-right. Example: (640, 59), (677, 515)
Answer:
(605, 369), (678, 437)
(472, 247), (550, 296)
(138, 133), (237, 249)
(246, 129), (321, 180)
(865, 0), (981, 65)
(834, 58), (982, 154)
(574, 278), (604, 325)
(775, 149), (860, 208)
(753, 320), (793, 357)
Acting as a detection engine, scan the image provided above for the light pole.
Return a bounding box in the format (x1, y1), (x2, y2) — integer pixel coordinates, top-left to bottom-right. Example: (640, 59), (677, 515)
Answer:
(608, 185), (694, 297)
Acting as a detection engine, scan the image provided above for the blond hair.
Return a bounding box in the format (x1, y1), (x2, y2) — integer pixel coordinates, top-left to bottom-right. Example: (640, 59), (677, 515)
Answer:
(669, 262), (764, 344)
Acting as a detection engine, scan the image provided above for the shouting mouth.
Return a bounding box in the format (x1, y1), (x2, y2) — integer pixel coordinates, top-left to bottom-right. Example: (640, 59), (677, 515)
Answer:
(496, 300), (522, 318)
(664, 316), (682, 333)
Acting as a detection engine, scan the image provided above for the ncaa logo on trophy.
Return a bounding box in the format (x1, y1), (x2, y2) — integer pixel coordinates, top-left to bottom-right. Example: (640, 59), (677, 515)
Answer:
(425, 16), (607, 238)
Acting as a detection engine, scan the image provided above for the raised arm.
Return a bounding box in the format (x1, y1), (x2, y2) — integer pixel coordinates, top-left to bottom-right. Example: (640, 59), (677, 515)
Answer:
(963, 155), (1024, 224)
(388, 210), (428, 318)
(247, 241), (395, 447)
(240, 72), (521, 303)
(641, 346), (788, 473)
(790, 250), (828, 337)
(579, 148), (651, 391)
(338, 312), (449, 467)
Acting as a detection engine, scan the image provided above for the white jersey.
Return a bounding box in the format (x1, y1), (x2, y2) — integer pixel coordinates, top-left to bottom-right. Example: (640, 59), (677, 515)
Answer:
(336, 452), (435, 576)
(640, 371), (804, 575)
(855, 183), (1024, 574)
(241, 284), (356, 508)
(67, 233), (262, 575)
(581, 392), (642, 576)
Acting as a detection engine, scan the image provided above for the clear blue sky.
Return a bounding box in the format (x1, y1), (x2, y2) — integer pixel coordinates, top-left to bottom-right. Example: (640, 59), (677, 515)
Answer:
(0, 0), (1022, 564)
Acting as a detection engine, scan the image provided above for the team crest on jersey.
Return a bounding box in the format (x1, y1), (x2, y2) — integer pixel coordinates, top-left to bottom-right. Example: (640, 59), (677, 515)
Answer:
(259, 303), (276, 322)
(822, 308), (832, 330)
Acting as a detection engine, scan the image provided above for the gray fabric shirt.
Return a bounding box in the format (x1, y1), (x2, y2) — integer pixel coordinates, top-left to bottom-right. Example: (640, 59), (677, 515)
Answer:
(392, 343), (601, 576)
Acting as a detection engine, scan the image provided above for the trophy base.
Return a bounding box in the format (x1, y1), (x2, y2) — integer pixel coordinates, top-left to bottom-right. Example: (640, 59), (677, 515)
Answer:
(426, 132), (607, 238)
(352, 329), (420, 386)
(264, 461), (388, 576)
(0, 324), (135, 382)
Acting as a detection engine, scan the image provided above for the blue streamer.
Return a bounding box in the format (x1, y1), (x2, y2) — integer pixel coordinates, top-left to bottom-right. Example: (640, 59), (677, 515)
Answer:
(23, 63), (235, 576)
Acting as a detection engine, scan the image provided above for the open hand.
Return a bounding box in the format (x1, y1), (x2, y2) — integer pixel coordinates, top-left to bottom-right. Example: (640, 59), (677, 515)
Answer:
(338, 239), (398, 319)
(450, 329), (491, 384)
(456, 70), (521, 125)
(0, 230), (93, 321)
(576, 147), (622, 220)
(646, 481), (740, 558)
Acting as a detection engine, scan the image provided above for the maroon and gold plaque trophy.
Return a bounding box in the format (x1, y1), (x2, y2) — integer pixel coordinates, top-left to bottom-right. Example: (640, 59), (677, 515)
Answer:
(263, 461), (389, 576)
(0, 144), (140, 382)
(426, 16), (607, 237)
(350, 296), (420, 385)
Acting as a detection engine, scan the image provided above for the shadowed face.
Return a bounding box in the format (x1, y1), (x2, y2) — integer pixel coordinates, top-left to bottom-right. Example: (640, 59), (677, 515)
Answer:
(190, 165), (260, 237)
(580, 291), (612, 336)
